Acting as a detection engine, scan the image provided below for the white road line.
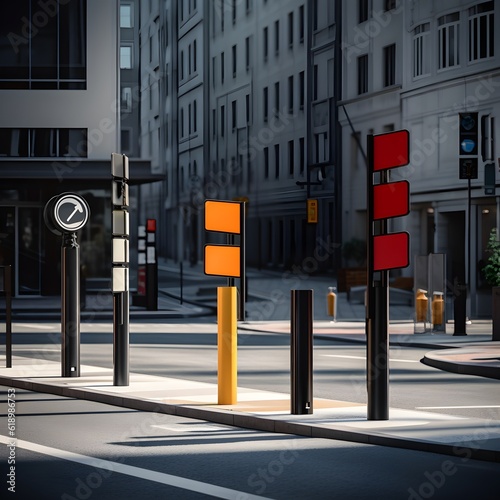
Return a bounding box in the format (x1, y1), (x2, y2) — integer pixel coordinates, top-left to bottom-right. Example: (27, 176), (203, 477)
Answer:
(323, 354), (418, 363)
(0, 435), (270, 500)
(15, 324), (57, 330)
(416, 405), (500, 410)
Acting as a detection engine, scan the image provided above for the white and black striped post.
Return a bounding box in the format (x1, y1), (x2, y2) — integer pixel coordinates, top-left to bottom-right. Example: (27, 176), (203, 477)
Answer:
(111, 153), (130, 386)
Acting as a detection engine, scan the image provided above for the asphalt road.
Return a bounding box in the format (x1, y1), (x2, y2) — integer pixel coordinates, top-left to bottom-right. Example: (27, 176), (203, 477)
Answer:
(1, 388), (499, 499)
(3, 321), (500, 422)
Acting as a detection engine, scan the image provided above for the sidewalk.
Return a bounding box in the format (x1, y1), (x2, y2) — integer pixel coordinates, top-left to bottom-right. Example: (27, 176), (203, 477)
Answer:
(0, 353), (499, 464)
(1, 261), (499, 463)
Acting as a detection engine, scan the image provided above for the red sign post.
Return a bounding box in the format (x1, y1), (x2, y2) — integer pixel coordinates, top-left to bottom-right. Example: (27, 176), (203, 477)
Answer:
(367, 129), (410, 421)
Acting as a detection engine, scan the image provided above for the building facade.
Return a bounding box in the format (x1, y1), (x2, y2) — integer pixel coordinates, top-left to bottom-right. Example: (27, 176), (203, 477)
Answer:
(0, 0), (156, 296)
(340, 0), (500, 317)
(139, 0), (340, 273)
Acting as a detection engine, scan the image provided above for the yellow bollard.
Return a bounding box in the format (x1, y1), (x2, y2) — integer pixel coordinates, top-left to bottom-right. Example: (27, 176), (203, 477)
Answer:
(415, 289), (428, 323)
(217, 286), (237, 405)
(432, 291), (444, 328)
(327, 286), (337, 321)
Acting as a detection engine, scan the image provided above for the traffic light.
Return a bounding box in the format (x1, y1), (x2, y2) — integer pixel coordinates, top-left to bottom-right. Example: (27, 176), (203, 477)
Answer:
(459, 113), (479, 180)
(459, 112), (478, 156)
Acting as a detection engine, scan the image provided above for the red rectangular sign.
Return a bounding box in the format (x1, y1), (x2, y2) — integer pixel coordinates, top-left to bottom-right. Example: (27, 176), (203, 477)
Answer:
(373, 232), (409, 271)
(373, 181), (409, 220)
(373, 130), (410, 172)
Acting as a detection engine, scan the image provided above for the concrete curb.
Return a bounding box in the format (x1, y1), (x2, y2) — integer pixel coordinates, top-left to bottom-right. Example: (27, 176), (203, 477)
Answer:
(1, 374), (499, 464)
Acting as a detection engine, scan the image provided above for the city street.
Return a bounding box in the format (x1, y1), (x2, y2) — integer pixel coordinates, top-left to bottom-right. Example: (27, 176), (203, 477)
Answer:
(4, 320), (500, 422)
(1, 387), (499, 499)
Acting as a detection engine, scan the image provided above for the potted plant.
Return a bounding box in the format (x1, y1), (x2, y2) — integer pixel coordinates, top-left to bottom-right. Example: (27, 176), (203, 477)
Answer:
(484, 228), (500, 340)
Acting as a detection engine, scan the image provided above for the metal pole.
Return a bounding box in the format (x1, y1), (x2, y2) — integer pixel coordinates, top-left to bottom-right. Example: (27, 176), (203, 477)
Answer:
(291, 289), (313, 415)
(239, 202), (246, 321)
(366, 135), (389, 420)
(5, 265), (12, 368)
(113, 290), (129, 385)
(218, 286), (237, 405)
(61, 233), (80, 377)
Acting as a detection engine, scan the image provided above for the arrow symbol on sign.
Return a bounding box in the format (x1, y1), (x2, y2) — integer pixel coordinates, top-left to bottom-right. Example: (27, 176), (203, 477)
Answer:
(66, 200), (83, 222)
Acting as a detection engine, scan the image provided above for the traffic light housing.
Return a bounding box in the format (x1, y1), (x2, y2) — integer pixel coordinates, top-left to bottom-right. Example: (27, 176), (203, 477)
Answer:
(459, 112), (478, 156)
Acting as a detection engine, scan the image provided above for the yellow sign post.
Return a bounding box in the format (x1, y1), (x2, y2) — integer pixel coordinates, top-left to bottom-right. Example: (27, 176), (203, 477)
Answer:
(204, 200), (246, 406)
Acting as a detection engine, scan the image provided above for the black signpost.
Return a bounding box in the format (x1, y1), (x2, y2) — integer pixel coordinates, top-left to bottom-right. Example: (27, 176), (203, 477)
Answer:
(44, 193), (90, 377)
(111, 153), (130, 386)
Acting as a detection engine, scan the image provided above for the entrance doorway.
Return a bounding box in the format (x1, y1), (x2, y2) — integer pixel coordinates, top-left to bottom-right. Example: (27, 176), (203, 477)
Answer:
(0, 206), (41, 295)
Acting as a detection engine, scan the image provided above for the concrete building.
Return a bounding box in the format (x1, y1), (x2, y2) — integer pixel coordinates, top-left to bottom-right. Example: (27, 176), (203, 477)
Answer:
(0, 0), (155, 296)
(339, 0), (500, 317)
(138, 0), (340, 273)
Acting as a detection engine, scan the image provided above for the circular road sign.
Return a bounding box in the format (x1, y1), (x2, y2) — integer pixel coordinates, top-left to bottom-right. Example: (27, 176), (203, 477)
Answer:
(52, 193), (90, 233)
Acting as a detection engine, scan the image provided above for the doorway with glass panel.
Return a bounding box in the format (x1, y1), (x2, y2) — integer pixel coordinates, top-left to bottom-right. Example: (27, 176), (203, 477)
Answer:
(0, 206), (41, 295)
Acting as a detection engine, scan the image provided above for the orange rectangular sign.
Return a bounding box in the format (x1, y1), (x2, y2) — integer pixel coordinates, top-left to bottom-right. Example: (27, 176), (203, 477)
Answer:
(307, 199), (318, 223)
(205, 200), (241, 234)
(204, 245), (240, 277)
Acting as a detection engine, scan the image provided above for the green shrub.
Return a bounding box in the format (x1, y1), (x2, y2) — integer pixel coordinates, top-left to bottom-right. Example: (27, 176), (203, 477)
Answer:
(484, 228), (500, 287)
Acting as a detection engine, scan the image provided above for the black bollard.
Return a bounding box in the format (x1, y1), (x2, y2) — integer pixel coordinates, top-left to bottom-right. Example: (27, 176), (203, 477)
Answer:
(291, 289), (313, 415)
(61, 233), (81, 376)
(453, 280), (467, 336)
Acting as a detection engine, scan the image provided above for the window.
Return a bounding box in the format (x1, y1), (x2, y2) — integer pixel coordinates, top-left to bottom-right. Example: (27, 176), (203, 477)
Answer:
(121, 129), (131, 153)
(274, 82), (280, 117)
(413, 23), (430, 77)
(288, 140), (294, 175)
(232, 44), (237, 77)
(288, 75), (294, 113)
(438, 13), (460, 69)
(120, 4), (133, 28)
(469, 1), (494, 62)
(232, 100), (237, 130)
(383, 44), (396, 86)
(274, 20), (280, 54)
(221, 105), (225, 137)
(0, 128), (87, 157)
(232, 0), (236, 23)
(245, 36), (251, 70)
(121, 87), (132, 113)
(193, 100), (197, 132)
(288, 12), (294, 47)
(193, 40), (197, 72)
(358, 0), (369, 23)
(313, 0), (318, 30)
(299, 71), (304, 109)
(299, 5), (304, 43)
(221, 2), (224, 31)
(120, 46), (133, 69)
(264, 147), (269, 178)
(263, 86), (269, 122)
(263, 27), (269, 60)
(221, 51), (225, 83)
(180, 108), (184, 137)
(357, 54), (368, 94)
(180, 50), (184, 80)
(246, 94), (251, 124)
(274, 144), (280, 179)
(0, 0), (87, 90)
(212, 57), (216, 87)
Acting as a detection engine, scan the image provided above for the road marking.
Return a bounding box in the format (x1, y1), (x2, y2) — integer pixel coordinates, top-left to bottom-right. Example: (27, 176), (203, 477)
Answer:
(324, 354), (418, 363)
(15, 323), (57, 330)
(0, 435), (269, 500)
(416, 405), (500, 410)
